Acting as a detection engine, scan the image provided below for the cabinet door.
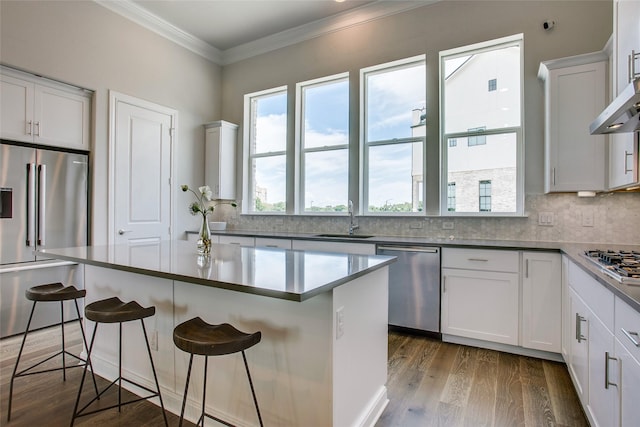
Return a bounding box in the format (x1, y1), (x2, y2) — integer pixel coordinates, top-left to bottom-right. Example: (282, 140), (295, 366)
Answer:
(0, 74), (34, 142)
(522, 252), (562, 352)
(205, 122), (237, 200)
(544, 62), (606, 192)
(441, 268), (519, 345)
(614, 0), (640, 95)
(34, 84), (90, 150)
(609, 133), (638, 190)
(569, 288), (590, 401)
(561, 256), (571, 360)
(616, 339), (640, 427)
(587, 315), (617, 427)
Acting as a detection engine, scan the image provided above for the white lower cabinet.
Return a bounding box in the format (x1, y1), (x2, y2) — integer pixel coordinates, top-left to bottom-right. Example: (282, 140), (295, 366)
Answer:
(569, 287), (590, 401)
(565, 259), (640, 427)
(616, 339), (640, 427)
(441, 248), (520, 346)
(521, 252), (561, 352)
(441, 267), (519, 345)
(586, 312), (616, 427)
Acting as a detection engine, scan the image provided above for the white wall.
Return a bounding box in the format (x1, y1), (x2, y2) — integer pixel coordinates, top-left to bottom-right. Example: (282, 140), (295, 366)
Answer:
(0, 0), (222, 244)
(220, 0), (614, 211)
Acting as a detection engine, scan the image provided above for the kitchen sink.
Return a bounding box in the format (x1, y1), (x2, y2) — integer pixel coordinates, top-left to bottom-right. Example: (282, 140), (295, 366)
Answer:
(314, 233), (375, 239)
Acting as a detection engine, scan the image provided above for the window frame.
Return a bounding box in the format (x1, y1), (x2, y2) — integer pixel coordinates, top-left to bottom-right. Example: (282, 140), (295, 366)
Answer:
(439, 33), (524, 217)
(242, 85), (288, 215)
(295, 72), (350, 215)
(360, 54), (426, 216)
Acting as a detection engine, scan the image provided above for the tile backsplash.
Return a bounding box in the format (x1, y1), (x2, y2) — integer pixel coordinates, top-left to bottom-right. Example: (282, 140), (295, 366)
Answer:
(213, 192), (640, 245)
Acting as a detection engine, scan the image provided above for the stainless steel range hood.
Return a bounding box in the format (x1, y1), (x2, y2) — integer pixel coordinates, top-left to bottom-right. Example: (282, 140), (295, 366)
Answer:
(590, 78), (640, 134)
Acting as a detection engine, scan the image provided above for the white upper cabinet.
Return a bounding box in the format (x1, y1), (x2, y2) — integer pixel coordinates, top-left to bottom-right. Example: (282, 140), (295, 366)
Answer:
(538, 53), (607, 193)
(0, 67), (91, 150)
(613, 0), (640, 95)
(609, 0), (640, 190)
(204, 121), (238, 200)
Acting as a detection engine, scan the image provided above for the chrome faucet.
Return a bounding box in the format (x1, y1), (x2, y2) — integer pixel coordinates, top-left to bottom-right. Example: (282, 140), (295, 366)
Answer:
(348, 200), (359, 235)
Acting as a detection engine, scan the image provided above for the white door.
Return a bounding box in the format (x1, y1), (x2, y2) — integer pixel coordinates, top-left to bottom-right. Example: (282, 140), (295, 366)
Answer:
(110, 92), (175, 245)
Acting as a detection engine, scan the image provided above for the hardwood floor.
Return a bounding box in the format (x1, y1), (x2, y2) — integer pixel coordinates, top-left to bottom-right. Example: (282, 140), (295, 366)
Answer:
(1, 324), (588, 426)
(376, 331), (589, 427)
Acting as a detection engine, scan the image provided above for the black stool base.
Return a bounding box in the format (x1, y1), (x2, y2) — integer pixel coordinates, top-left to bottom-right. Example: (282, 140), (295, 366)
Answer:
(70, 312), (168, 427)
(7, 298), (98, 422)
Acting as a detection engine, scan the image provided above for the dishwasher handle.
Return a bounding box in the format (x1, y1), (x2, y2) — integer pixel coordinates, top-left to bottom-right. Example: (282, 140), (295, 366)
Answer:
(377, 246), (439, 253)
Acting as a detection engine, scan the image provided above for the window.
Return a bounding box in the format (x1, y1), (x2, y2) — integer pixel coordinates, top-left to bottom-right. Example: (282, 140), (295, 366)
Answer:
(244, 87), (288, 213)
(479, 180), (491, 211)
(488, 78), (497, 91)
(440, 34), (523, 215)
(467, 126), (487, 146)
(362, 55), (426, 214)
(297, 74), (349, 213)
(447, 182), (456, 212)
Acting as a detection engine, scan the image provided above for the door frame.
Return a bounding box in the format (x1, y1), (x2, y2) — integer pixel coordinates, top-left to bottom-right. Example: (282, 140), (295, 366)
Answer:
(107, 90), (177, 246)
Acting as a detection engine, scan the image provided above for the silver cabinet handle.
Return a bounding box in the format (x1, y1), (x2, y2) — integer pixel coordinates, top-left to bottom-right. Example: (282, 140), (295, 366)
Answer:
(576, 313), (587, 343)
(624, 150), (633, 174)
(468, 258), (489, 262)
(377, 246), (438, 253)
(621, 328), (640, 347)
(118, 229), (131, 235)
(34, 121), (40, 137)
(26, 120), (32, 136)
(442, 276), (446, 293)
(605, 351), (618, 389)
(26, 163), (36, 247)
(525, 259), (529, 278)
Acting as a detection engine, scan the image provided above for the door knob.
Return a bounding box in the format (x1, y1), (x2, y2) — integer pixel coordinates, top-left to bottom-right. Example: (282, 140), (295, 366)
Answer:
(118, 229), (131, 235)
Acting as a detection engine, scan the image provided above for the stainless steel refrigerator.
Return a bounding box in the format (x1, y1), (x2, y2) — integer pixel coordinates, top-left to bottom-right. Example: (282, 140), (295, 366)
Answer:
(1, 141), (88, 338)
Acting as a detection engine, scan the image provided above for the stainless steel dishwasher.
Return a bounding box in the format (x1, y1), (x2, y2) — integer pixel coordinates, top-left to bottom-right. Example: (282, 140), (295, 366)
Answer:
(376, 245), (441, 336)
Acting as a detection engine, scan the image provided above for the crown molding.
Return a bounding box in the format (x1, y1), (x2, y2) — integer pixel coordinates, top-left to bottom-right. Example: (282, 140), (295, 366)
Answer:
(220, 1), (437, 65)
(95, 0), (223, 63)
(94, 0), (436, 66)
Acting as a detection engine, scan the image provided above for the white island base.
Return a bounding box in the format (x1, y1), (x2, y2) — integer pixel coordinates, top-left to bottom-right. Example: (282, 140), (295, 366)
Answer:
(82, 264), (389, 427)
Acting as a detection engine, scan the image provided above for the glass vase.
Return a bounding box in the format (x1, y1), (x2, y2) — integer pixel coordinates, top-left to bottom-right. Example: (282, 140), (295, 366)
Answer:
(197, 215), (211, 255)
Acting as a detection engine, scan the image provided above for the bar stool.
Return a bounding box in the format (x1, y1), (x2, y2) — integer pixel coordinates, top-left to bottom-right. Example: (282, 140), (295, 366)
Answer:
(70, 296), (168, 426)
(173, 317), (263, 427)
(7, 282), (98, 422)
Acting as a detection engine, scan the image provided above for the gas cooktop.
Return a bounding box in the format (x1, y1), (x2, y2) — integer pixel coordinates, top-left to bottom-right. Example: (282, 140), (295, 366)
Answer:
(584, 250), (640, 286)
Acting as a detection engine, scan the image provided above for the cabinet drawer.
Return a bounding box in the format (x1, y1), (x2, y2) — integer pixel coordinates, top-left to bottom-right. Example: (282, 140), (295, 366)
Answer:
(568, 261), (614, 331)
(218, 235), (255, 246)
(442, 248), (519, 273)
(615, 296), (640, 362)
(255, 237), (292, 249)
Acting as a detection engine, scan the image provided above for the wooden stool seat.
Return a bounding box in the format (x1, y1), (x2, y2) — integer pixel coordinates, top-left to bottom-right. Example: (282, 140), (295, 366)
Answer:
(173, 317), (263, 427)
(25, 282), (86, 302)
(84, 296), (155, 323)
(173, 317), (261, 356)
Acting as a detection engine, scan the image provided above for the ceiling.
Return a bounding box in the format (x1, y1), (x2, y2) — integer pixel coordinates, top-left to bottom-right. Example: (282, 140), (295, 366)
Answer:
(97, 0), (433, 64)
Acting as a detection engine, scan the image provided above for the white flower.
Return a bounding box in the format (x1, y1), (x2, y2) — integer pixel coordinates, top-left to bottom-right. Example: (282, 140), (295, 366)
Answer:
(199, 186), (212, 201)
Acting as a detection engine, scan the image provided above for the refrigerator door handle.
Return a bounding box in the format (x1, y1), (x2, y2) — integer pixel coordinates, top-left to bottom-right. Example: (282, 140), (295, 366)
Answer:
(37, 164), (46, 246)
(26, 163), (36, 247)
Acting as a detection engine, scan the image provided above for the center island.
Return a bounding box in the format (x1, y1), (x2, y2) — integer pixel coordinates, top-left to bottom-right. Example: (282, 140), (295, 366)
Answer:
(38, 240), (395, 427)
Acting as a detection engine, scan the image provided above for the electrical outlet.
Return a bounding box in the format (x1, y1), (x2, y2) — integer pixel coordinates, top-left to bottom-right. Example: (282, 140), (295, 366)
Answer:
(537, 212), (554, 226)
(442, 221), (454, 230)
(582, 209), (594, 227)
(336, 307), (344, 339)
(150, 330), (158, 351)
